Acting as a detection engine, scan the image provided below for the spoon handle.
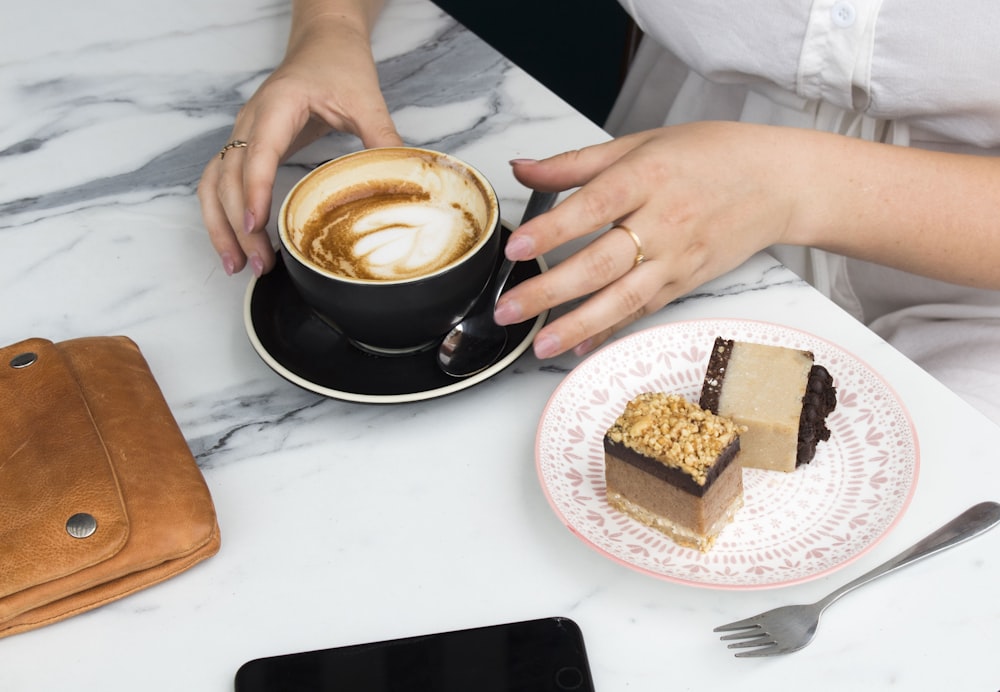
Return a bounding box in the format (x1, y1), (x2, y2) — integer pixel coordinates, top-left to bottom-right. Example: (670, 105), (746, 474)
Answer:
(521, 190), (560, 225)
(490, 259), (518, 307)
(492, 190), (559, 304)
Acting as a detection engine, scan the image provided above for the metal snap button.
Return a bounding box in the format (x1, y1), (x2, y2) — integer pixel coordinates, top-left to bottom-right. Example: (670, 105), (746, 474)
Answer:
(10, 352), (38, 368)
(66, 513), (98, 539)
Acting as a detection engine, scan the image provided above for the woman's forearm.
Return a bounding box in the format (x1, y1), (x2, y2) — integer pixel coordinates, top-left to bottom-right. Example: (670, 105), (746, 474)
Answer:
(784, 128), (1000, 289)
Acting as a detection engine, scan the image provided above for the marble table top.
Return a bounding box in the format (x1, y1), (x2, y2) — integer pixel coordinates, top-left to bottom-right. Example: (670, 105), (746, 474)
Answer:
(2, 0), (999, 690)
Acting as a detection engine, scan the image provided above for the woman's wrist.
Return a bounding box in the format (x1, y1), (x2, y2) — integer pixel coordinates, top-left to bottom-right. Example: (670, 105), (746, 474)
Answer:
(288, 0), (382, 49)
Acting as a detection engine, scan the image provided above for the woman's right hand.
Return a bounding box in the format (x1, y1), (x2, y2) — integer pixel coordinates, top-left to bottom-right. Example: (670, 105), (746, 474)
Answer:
(197, 0), (403, 277)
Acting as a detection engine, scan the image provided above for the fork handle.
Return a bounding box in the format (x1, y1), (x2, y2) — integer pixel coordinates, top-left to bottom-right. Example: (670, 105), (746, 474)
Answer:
(816, 501), (1000, 610)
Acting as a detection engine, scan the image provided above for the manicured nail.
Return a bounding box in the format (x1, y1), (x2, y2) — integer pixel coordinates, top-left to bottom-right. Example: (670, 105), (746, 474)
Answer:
(493, 299), (522, 326)
(504, 234), (534, 260)
(221, 252), (236, 276)
(533, 333), (561, 359)
(243, 209), (255, 234)
(509, 158), (539, 166)
(250, 254), (265, 277)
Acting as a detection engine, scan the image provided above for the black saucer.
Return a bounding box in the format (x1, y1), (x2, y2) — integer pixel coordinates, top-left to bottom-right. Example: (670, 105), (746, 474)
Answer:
(244, 225), (547, 403)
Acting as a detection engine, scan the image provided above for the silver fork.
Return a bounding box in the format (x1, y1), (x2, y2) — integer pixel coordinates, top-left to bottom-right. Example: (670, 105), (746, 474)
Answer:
(714, 501), (1000, 657)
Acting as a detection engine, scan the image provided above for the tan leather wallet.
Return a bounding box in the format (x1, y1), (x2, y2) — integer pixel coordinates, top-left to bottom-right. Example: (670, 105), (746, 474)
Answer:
(0, 336), (221, 639)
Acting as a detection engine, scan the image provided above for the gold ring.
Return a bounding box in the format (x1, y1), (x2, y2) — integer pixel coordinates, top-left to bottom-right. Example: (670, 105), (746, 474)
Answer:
(616, 224), (646, 267)
(218, 140), (248, 160)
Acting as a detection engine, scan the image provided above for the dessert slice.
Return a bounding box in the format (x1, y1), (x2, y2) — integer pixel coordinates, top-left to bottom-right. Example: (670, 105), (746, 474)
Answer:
(699, 337), (837, 473)
(604, 393), (744, 552)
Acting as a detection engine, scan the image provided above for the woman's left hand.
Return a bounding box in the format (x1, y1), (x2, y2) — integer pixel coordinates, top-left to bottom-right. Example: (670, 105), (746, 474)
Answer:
(496, 122), (809, 358)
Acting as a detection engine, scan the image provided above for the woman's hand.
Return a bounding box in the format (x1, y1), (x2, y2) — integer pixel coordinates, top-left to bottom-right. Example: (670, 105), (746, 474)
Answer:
(498, 119), (1000, 360)
(197, 0), (402, 277)
(496, 122), (806, 358)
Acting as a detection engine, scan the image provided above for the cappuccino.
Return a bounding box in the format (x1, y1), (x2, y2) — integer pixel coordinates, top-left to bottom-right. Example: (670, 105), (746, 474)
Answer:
(277, 147), (501, 353)
(283, 148), (494, 284)
(297, 181), (483, 281)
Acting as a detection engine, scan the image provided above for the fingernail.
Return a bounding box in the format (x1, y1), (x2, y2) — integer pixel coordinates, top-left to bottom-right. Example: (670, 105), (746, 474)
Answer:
(221, 252), (236, 276)
(509, 158), (539, 166)
(243, 209), (255, 234)
(493, 299), (522, 326)
(250, 254), (265, 277)
(505, 234), (534, 260)
(533, 333), (561, 359)
(573, 339), (594, 356)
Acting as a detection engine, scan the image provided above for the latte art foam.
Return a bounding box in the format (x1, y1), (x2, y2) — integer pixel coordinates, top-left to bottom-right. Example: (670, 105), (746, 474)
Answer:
(299, 189), (482, 281)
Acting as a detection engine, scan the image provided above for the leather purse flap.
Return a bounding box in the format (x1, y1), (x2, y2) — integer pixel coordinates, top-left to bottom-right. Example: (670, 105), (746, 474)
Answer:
(0, 338), (130, 608)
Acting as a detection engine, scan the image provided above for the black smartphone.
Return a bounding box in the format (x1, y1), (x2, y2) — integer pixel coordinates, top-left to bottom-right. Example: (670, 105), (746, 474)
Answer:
(234, 616), (595, 692)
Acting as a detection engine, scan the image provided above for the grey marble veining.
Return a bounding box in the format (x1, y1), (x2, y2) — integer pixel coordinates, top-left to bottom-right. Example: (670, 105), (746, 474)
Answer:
(0, 7), (501, 221)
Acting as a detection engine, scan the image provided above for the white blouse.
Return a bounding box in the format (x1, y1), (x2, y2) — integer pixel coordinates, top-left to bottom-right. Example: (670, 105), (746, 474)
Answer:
(611, 0), (1000, 147)
(606, 0), (1000, 423)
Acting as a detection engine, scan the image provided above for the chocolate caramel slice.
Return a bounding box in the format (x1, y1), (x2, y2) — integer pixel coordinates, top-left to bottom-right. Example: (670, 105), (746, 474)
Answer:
(604, 393), (744, 552)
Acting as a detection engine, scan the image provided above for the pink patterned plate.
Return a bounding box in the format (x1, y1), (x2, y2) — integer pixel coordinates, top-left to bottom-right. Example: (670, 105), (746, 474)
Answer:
(536, 319), (919, 590)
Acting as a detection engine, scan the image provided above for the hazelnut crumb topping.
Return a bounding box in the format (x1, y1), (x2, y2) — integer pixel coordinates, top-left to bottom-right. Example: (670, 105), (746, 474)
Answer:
(605, 392), (744, 485)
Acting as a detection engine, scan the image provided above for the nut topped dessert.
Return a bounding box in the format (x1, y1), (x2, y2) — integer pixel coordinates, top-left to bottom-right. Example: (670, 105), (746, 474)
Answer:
(604, 393), (745, 552)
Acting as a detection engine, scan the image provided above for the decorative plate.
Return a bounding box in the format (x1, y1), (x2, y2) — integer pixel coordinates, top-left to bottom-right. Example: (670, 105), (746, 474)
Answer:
(536, 319), (919, 589)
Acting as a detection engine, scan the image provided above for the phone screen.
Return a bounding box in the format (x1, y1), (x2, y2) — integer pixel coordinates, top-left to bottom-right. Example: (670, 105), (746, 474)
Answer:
(234, 616), (595, 692)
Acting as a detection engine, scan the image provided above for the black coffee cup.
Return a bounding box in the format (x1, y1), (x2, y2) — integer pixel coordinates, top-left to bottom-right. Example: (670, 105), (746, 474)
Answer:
(278, 147), (501, 355)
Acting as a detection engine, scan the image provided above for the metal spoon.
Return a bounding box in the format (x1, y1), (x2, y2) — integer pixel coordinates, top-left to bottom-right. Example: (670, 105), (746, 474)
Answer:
(438, 189), (558, 377)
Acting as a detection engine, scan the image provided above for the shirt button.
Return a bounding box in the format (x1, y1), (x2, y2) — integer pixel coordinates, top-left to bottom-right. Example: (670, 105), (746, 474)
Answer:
(831, 0), (857, 27)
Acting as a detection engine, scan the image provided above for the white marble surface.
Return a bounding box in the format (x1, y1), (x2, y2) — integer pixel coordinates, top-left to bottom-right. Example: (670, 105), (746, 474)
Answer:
(2, 1), (999, 690)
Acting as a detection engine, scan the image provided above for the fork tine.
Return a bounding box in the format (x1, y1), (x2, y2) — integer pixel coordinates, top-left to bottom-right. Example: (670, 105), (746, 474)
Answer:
(725, 634), (774, 649)
(713, 615), (766, 632)
(733, 643), (782, 658)
(718, 628), (765, 642)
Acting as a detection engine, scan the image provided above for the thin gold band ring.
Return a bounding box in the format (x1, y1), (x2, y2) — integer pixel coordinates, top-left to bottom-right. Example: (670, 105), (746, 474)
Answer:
(218, 140), (248, 160)
(616, 224), (646, 267)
